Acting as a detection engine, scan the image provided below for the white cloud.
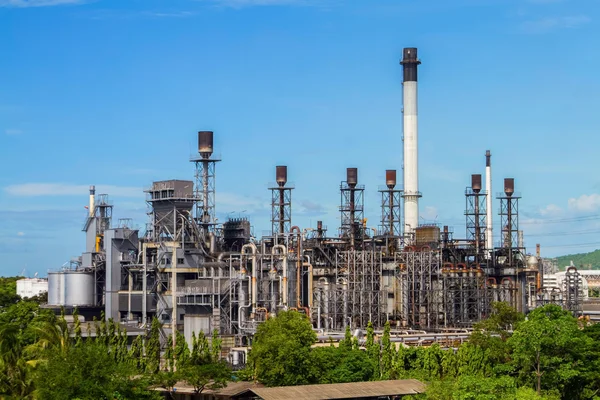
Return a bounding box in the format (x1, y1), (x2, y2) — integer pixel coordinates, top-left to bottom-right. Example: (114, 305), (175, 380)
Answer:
(200, 0), (318, 9)
(540, 203), (562, 217)
(520, 15), (590, 34)
(297, 199), (329, 217)
(0, 0), (85, 7)
(420, 206), (438, 222)
(17, 231), (25, 236)
(5, 129), (22, 135)
(526, 0), (563, 4)
(217, 192), (268, 213)
(568, 193), (600, 213)
(144, 11), (195, 18)
(4, 183), (144, 198)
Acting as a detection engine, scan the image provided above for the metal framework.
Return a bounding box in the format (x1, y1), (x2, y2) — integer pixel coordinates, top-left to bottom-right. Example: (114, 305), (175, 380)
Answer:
(380, 187), (402, 237)
(312, 249), (386, 331)
(270, 186), (293, 236)
(340, 182), (365, 249)
(465, 188), (486, 262)
(191, 157), (221, 233)
(498, 191), (521, 265)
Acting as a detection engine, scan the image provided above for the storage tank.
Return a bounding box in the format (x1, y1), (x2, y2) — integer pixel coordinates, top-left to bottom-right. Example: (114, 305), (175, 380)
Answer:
(47, 272), (63, 306)
(64, 271), (95, 306)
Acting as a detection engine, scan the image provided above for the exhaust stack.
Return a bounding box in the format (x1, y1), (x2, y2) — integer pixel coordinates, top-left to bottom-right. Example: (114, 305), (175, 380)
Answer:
(400, 47), (422, 238)
(89, 185), (95, 217)
(485, 150), (493, 255)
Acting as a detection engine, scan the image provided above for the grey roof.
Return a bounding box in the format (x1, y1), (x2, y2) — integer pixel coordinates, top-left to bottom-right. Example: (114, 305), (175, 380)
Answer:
(236, 379), (426, 400)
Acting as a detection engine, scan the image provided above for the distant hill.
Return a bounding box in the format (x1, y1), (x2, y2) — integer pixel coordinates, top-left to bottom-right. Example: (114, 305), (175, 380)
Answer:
(555, 249), (600, 271)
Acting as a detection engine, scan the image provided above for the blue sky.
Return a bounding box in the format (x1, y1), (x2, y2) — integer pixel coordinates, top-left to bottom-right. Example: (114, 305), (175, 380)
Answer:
(1, 0), (600, 276)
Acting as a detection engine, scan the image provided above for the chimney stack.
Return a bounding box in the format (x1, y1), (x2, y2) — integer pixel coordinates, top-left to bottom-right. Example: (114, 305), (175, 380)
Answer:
(400, 47), (422, 237)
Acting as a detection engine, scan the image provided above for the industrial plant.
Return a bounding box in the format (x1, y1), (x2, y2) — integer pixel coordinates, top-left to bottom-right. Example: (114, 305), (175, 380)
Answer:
(45, 47), (586, 348)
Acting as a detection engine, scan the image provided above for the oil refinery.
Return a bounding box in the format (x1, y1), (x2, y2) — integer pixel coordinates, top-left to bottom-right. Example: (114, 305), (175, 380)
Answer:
(45, 47), (586, 346)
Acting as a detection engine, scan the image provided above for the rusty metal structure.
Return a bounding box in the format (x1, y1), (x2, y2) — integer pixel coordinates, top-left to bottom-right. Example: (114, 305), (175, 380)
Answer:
(270, 166), (293, 237)
(339, 168), (365, 250)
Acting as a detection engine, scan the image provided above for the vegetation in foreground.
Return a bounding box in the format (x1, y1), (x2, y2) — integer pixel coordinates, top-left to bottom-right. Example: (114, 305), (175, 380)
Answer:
(3, 275), (600, 399)
(241, 304), (600, 399)
(0, 278), (230, 399)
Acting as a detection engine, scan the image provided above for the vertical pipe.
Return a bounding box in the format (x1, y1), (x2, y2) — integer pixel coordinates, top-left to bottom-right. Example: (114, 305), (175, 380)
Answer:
(128, 270), (133, 321)
(401, 48), (421, 238)
(142, 243), (147, 325)
(350, 189), (356, 248)
(272, 245), (288, 307)
(203, 160), (209, 224)
(242, 243), (258, 312)
(279, 189), (285, 234)
(89, 185), (95, 217)
(171, 246), (177, 355)
(485, 151), (493, 256)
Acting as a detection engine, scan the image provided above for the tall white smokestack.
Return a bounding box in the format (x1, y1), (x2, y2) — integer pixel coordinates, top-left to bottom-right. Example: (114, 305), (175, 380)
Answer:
(485, 151), (493, 256)
(401, 47), (421, 239)
(89, 185), (95, 217)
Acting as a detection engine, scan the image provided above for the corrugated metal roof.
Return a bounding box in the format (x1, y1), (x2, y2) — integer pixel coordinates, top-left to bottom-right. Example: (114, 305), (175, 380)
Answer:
(166, 380), (265, 396)
(239, 379), (426, 400)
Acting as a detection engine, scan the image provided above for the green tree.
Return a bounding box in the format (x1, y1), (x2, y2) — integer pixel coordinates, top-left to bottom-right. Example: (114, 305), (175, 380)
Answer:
(248, 310), (316, 386)
(145, 317), (162, 374)
(509, 304), (594, 397)
(174, 330), (191, 368)
(181, 361), (231, 394)
(211, 329), (222, 362)
(365, 320), (380, 378)
(0, 323), (35, 398)
(381, 321), (394, 379)
(34, 341), (160, 400)
(339, 325), (353, 352)
(0, 277), (21, 308)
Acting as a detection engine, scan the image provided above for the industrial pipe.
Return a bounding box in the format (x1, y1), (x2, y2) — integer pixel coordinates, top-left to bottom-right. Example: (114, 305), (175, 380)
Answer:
(291, 226), (301, 308)
(400, 48), (422, 238)
(89, 185), (95, 217)
(485, 150), (493, 256)
(242, 243), (258, 312)
(272, 244), (288, 307)
(303, 255), (313, 310)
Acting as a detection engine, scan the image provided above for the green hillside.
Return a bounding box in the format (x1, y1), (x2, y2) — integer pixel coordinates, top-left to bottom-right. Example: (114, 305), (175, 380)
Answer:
(555, 249), (600, 271)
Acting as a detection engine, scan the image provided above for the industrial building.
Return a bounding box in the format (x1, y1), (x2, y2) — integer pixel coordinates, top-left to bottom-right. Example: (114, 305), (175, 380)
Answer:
(46, 47), (582, 349)
(16, 277), (48, 299)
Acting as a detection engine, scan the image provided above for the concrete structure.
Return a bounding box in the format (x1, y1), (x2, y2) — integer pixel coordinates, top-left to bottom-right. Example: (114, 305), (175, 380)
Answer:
(401, 47), (422, 239)
(16, 278), (48, 299)
(485, 150), (493, 255)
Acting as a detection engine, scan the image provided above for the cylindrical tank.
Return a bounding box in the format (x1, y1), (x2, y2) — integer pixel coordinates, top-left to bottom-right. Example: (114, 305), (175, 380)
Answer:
(504, 178), (514, 196)
(276, 166), (287, 187)
(471, 174), (482, 193)
(347, 168), (358, 188)
(386, 170), (397, 189)
(198, 131), (214, 157)
(47, 272), (62, 306)
(64, 271), (95, 306)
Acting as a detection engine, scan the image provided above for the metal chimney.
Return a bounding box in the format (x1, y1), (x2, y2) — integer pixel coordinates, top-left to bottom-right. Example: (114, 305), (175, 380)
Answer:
(198, 131), (214, 159)
(485, 150), (493, 255)
(386, 170), (397, 189)
(400, 47), (422, 237)
(276, 166), (287, 187)
(347, 168), (358, 188)
(471, 174), (482, 193)
(504, 178), (515, 197)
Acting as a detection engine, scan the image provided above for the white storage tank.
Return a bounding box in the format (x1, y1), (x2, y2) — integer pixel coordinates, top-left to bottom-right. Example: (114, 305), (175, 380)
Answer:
(64, 271), (95, 306)
(16, 278), (48, 299)
(47, 272), (63, 306)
